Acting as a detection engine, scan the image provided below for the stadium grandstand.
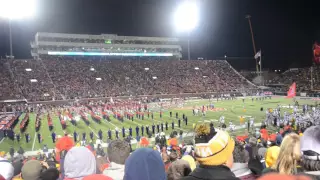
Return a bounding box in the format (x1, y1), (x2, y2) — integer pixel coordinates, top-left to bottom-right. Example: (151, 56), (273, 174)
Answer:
(0, 32), (257, 101)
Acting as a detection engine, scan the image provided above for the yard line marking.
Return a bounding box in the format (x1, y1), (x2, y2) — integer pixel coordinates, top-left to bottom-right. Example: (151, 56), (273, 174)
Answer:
(32, 132), (37, 151)
(0, 137), (5, 144)
(88, 126), (99, 138)
(126, 119), (144, 127)
(104, 119), (119, 129)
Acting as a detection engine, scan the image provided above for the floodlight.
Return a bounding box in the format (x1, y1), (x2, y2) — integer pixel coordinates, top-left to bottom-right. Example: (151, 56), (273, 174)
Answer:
(25, 68), (32, 72)
(96, 77), (102, 81)
(144, 67), (149, 71)
(194, 67), (199, 70)
(203, 75), (208, 78)
(152, 76), (157, 80)
(30, 79), (38, 82)
(173, 1), (199, 32)
(90, 67), (95, 71)
(0, 0), (36, 19)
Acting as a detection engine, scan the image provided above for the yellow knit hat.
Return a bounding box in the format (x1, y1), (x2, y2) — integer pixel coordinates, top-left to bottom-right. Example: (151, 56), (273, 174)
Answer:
(194, 125), (235, 166)
(182, 155), (196, 171)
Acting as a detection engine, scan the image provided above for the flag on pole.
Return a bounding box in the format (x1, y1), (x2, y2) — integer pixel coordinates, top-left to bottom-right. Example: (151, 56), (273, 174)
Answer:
(254, 50), (261, 59)
(286, 82), (296, 98)
(313, 42), (320, 64)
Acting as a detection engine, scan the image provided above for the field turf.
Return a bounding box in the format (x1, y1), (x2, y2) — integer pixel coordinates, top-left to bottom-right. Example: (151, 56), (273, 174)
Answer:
(0, 96), (316, 152)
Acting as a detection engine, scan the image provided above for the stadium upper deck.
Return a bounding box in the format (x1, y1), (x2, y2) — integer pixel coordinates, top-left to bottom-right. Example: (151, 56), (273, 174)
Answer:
(30, 32), (182, 59)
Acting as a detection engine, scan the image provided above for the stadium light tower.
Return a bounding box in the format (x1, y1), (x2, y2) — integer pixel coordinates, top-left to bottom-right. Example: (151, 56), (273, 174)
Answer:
(173, 1), (199, 60)
(0, 0), (36, 59)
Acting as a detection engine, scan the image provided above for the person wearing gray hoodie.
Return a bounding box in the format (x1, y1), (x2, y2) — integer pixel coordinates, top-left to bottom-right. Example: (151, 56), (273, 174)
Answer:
(231, 141), (256, 180)
(103, 139), (131, 180)
(300, 126), (320, 180)
(64, 146), (96, 180)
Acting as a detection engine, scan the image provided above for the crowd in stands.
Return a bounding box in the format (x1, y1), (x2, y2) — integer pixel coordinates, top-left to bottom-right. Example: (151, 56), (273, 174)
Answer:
(0, 63), (21, 100)
(270, 67), (320, 92)
(1, 123), (319, 180)
(0, 58), (255, 101)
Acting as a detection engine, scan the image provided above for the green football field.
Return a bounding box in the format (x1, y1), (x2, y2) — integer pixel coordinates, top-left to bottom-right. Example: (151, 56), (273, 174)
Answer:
(0, 96), (317, 152)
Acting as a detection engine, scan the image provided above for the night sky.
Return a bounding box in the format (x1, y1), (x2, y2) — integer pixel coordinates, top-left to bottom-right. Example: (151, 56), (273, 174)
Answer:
(0, 0), (319, 70)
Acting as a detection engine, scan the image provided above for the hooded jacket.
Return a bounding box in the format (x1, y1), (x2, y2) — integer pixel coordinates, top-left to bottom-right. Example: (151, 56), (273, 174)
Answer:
(167, 159), (191, 180)
(103, 162), (125, 180)
(124, 148), (166, 180)
(64, 147), (96, 180)
(181, 165), (240, 180)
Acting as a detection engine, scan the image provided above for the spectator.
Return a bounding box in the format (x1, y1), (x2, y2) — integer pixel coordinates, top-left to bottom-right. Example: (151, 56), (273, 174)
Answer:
(181, 125), (238, 180)
(64, 146), (96, 180)
(103, 140), (130, 180)
(300, 126), (320, 177)
(83, 174), (113, 180)
(231, 141), (256, 180)
(17, 147), (24, 156)
(258, 174), (312, 180)
(40, 168), (60, 180)
(265, 146), (280, 168)
(21, 160), (46, 180)
(167, 159), (191, 180)
(263, 133), (301, 175)
(124, 148), (166, 180)
(181, 155), (196, 171)
(0, 157), (14, 180)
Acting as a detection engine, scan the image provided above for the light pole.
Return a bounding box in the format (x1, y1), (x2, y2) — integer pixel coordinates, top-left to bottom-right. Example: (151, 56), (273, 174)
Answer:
(174, 1), (199, 60)
(187, 32), (191, 60)
(0, 0), (36, 59)
(245, 15), (258, 73)
(9, 19), (13, 59)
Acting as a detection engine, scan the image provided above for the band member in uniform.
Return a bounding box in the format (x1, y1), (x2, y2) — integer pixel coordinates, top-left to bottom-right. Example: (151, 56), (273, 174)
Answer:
(172, 121), (175, 130)
(108, 129), (112, 139)
(178, 119), (181, 128)
(25, 133), (30, 143)
(157, 124), (160, 133)
(166, 122), (168, 130)
(115, 129), (119, 139)
(73, 131), (77, 142)
(98, 129), (103, 140)
(141, 125), (144, 136)
(16, 133), (20, 143)
(136, 126), (139, 136)
(129, 127), (133, 137)
(185, 117), (188, 125)
(90, 132), (94, 141)
(152, 124), (155, 134)
(170, 111), (172, 118)
(176, 112), (178, 119)
(50, 132), (56, 143)
(151, 113), (154, 120)
(146, 125), (150, 135)
(160, 111), (162, 119)
(122, 127), (126, 138)
(161, 123), (164, 132)
(37, 133), (42, 143)
(82, 132), (86, 141)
